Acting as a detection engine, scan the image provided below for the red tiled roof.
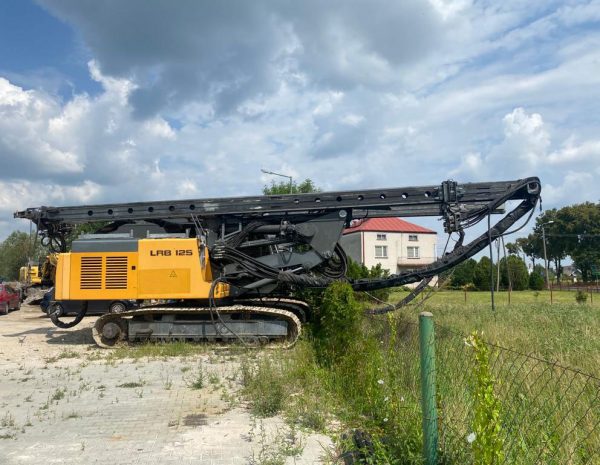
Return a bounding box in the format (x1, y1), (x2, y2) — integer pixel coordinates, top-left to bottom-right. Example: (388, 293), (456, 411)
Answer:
(343, 217), (436, 235)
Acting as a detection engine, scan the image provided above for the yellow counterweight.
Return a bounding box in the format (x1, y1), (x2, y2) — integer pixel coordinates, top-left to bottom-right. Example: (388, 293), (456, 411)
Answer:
(55, 238), (229, 301)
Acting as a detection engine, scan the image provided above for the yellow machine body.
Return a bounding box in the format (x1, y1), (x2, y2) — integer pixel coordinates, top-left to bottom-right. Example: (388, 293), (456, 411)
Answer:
(55, 238), (229, 301)
(19, 265), (42, 285)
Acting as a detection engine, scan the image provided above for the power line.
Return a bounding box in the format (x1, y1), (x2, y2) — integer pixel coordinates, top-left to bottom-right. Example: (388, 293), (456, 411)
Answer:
(545, 233), (600, 238)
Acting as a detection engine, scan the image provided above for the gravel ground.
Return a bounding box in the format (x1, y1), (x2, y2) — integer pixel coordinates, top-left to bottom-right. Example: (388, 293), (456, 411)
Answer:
(0, 305), (333, 465)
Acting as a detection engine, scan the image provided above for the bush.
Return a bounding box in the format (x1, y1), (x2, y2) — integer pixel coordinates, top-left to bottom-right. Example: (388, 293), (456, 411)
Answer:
(313, 282), (363, 365)
(473, 256), (497, 291)
(529, 272), (545, 291)
(575, 290), (588, 304)
(451, 258), (477, 289)
(346, 259), (392, 302)
(500, 255), (529, 290)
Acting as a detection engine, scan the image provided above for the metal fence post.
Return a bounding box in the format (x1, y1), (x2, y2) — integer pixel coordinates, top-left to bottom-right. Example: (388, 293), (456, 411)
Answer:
(419, 311), (438, 465)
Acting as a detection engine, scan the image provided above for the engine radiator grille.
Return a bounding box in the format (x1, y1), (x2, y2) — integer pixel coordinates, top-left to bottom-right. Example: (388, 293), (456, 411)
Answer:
(105, 256), (128, 289)
(79, 256), (128, 290)
(80, 257), (102, 289)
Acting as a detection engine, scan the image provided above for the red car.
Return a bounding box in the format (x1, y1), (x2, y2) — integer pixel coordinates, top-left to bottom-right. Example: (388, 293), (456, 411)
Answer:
(0, 284), (21, 315)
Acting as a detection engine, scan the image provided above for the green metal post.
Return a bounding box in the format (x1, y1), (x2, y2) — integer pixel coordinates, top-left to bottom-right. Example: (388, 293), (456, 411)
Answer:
(419, 311), (438, 465)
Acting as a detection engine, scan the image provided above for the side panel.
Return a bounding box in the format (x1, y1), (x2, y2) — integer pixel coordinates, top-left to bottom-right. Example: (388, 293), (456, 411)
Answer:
(67, 252), (138, 300)
(55, 253), (71, 300)
(55, 238), (229, 301)
(137, 238), (220, 299)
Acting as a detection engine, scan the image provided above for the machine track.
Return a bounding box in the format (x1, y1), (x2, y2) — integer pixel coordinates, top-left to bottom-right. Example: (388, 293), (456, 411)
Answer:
(92, 303), (303, 349)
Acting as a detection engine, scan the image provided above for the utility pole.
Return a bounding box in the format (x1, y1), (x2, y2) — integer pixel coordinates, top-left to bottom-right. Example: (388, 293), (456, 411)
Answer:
(541, 221), (554, 291)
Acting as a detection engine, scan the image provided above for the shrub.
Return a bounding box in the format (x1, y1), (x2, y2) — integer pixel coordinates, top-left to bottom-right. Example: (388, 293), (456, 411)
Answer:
(466, 332), (504, 465)
(346, 258), (392, 302)
(313, 282), (363, 365)
(575, 290), (588, 304)
(451, 258), (477, 289)
(500, 255), (529, 290)
(473, 256), (497, 291)
(529, 272), (545, 291)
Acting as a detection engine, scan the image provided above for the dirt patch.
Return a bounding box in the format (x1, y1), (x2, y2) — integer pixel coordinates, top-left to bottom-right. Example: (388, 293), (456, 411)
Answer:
(183, 413), (208, 426)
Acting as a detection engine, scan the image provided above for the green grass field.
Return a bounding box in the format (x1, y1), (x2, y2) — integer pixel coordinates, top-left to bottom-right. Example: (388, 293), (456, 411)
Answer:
(388, 289), (600, 374)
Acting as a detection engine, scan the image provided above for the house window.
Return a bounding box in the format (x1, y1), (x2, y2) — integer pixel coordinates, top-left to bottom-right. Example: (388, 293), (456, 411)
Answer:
(407, 246), (420, 259)
(408, 234), (418, 242)
(375, 245), (388, 258)
(376, 233), (387, 241)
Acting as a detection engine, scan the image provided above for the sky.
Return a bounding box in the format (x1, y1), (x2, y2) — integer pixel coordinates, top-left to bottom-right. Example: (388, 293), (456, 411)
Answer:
(1, 0), (600, 248)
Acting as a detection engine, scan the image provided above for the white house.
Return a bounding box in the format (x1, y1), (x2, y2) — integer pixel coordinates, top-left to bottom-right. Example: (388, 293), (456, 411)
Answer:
(340, 217), (438, 275)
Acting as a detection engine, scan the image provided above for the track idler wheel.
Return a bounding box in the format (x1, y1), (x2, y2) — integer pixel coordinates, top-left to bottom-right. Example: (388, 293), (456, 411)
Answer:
(93, 314), (127, 348)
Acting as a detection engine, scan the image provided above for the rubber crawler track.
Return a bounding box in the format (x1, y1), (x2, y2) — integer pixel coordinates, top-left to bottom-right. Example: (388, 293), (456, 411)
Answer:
(92, 304), (302, 349)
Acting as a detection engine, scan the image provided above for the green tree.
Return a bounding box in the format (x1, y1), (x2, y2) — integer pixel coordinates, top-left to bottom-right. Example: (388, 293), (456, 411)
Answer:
(529, 269), (544, 290)
(556, 202), (600, 282)
(0, 231), (47, 280)
(473, 256), (497, 291)
(517, 234), (542, 269)
(263, 178), (320, 195)
(499, 255), (529, 291)
(505, 242), (520, 256)
(532, 209), (568, 283)
(450, 258), (477, 288)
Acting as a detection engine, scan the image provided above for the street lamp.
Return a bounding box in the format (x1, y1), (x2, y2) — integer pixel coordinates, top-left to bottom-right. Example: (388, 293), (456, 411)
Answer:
(261, 169), (293, 194)
(541, 220), (555, 291)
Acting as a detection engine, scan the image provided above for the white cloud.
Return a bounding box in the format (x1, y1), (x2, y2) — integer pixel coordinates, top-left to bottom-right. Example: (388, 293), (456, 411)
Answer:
(501, 107), (550, 167)
(548, 138), (600, 165)
(2, 0), (600, 241)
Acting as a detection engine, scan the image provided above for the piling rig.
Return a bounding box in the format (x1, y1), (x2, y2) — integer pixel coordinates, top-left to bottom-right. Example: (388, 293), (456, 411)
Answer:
(14, 177), (541, 348)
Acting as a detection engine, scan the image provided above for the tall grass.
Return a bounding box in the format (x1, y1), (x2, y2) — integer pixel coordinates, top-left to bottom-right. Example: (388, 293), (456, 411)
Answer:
(392, 290), (600, 374)
(242, 287), (599, 464)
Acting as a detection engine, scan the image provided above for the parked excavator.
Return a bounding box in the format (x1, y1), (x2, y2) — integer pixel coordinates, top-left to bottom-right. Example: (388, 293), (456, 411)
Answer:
(14, 177), (541, 348)
(17, 254), (57, 305)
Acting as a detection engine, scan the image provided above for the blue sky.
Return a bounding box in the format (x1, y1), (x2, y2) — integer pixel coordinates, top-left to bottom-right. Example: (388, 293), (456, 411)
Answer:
(1, 0), (600, 247)
(0, 1), (100, 98)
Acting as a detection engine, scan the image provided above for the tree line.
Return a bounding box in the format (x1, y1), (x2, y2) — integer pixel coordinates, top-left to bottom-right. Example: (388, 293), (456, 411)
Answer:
(448, 254), (545, 291)
(0, 231), (47, 281)
(515, 202), (600, 283)
(0, 223), (106, 281)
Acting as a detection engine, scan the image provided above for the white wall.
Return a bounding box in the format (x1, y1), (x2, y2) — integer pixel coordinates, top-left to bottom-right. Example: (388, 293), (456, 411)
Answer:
(361, 231), (437, 274)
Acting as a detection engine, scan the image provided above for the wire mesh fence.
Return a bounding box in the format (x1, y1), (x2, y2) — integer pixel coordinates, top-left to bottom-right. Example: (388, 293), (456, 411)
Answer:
(413, 320), (600, 465)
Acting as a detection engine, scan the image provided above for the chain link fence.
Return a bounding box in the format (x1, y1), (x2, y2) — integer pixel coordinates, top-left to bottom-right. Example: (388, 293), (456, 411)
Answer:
(383, 316), (599, 464)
